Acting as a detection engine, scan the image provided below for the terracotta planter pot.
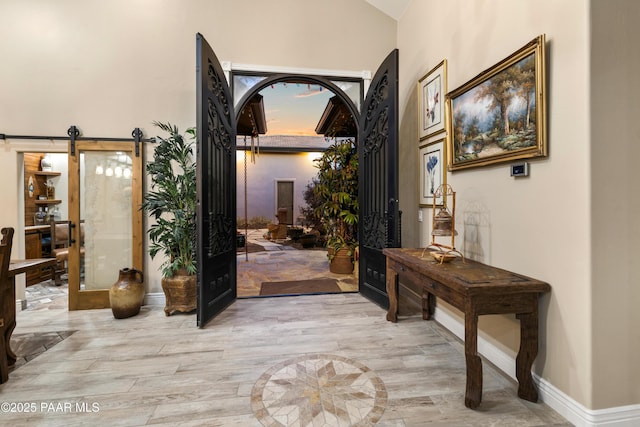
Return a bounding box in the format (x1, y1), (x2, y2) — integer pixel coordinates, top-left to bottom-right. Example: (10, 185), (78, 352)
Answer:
(328, 248), (354, 274)
(161, 270), (196, 316)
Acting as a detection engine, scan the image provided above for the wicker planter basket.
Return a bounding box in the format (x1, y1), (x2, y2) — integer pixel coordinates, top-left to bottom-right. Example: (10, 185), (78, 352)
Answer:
(328, 248), (354, 274)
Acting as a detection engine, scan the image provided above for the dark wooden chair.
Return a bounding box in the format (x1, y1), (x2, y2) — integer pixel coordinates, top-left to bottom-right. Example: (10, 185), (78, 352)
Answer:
(50, 220), (84, 286)
(0, 227), (14, 383)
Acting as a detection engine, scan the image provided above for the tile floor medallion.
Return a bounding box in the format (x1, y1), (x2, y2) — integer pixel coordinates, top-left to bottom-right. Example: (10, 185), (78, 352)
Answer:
(252, 353), (387, 427)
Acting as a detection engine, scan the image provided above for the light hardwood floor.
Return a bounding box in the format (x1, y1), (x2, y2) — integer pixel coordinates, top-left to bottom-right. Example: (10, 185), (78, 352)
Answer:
(2, 287), (570, 426)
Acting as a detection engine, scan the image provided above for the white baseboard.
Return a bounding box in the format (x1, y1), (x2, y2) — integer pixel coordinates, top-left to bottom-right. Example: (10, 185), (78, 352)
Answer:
(433, 307), (640, 427)
(16, 299), (26, 312)
(144, 292), (165, 306)
(580, 404), (640, 427)
(534, 374), (640, 427)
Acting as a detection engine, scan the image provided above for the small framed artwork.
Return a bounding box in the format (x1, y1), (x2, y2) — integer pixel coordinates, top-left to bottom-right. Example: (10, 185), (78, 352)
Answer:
(419, 139), (445, 207)
(446, 35), (547, 171)
(418, 59), (447, 140)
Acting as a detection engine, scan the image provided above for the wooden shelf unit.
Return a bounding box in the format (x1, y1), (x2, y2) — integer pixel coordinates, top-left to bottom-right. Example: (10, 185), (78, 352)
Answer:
(26, 170), (61, 177)
(24, 155), (62, 226)
(24, 154), (62, 285)
(24, 227), (52, 286)
(34, 199), (62, 205)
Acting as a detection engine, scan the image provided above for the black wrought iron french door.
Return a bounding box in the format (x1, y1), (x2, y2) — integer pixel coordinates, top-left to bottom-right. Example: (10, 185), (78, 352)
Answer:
(195, 33), (237, 327)
(194, 34), (399, 323)
(358, 50), (401, 309)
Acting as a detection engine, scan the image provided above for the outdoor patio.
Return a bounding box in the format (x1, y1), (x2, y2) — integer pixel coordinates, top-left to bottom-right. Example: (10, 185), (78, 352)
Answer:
(236, 229), (358, 297)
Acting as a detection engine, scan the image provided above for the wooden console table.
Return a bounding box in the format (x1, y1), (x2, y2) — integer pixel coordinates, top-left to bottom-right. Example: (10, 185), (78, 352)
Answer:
(383, 248), (550, 409)
(2, 259), (57, 377)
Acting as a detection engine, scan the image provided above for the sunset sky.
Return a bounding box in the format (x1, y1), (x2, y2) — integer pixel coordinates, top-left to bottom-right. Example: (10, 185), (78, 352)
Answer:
(258, 82), (334, 136)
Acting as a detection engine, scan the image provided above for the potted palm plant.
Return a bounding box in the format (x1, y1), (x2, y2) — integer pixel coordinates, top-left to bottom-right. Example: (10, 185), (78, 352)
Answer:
(142, 122), (197, 316)
(313, 139), (358, 273)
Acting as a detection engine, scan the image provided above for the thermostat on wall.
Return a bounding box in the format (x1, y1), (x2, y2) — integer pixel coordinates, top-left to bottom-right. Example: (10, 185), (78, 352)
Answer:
(510, 162), (529, 177)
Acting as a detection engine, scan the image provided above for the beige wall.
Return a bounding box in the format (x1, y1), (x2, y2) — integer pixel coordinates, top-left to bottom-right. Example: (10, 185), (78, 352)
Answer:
(398, 0), (638, 411)
(0, 0), (396, 294)
(0, 0), (396, 137)
(590, 0), (640, 409)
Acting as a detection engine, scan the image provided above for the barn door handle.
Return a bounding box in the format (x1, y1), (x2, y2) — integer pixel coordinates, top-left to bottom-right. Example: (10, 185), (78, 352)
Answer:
(68, 221), (76, 246)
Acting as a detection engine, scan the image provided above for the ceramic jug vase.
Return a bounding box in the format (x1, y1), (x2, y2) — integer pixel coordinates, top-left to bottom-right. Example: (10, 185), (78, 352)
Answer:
(109, 268), (144, 319)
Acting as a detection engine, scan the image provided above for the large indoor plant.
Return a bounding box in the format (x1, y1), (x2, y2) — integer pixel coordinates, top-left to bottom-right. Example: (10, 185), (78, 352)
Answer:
(313, 139), (358, 273)
(142, 121), (197, 316)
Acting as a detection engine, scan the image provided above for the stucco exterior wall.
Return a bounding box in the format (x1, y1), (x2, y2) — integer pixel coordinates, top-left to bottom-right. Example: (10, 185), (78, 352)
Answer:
(236, 151), (321, 226)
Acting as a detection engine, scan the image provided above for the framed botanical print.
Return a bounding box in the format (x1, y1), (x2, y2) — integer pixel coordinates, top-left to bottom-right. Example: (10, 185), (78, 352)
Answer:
(418, 59), (447, 140)
(419, 139), (445, 207)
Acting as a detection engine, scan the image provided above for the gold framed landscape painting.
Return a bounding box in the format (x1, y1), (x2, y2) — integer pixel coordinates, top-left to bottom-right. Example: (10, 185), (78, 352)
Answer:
(418, 59), (447, 140)
(445, 35), (547, 171)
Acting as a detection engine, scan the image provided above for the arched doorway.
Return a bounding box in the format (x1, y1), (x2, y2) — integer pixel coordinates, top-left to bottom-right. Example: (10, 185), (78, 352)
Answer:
(235, 75), (361, 129)
(196, 33), (399, 327)
(234, 79), (359, 298)
(235, 76), (362, 297)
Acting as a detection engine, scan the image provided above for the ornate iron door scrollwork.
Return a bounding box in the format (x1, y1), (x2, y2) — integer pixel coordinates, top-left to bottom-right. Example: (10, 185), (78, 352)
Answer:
(196, 34), (237, 327)
(358, 50), (400, 309)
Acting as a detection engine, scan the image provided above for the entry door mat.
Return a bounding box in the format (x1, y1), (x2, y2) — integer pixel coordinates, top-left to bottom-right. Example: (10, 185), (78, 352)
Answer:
(237, 242), (265, 253)
(10, 330), (77, 369)
(259, 278), (341, 296)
